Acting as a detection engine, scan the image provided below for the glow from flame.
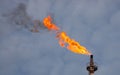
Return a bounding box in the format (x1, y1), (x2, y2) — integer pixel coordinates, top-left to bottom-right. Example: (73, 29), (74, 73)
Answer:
(43, 16), (91, 55)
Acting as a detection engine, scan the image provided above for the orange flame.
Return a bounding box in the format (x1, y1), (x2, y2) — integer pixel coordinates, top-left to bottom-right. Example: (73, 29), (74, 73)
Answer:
(43, 16), (91, 55)
(57, 31), (91, 55)
(43, 16), (59, 31)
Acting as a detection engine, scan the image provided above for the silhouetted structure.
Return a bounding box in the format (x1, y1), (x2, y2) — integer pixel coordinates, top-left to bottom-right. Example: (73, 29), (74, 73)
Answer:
(87, 55), (98, 75)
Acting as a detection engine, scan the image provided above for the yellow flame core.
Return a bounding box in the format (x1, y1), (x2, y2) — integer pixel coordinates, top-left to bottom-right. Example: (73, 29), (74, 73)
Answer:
(43, 16), (91, 55)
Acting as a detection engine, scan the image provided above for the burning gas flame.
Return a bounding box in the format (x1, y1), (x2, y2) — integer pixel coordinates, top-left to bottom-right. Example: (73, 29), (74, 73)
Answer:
(43, 16), (91, 55)
(43, 16), (59, 31)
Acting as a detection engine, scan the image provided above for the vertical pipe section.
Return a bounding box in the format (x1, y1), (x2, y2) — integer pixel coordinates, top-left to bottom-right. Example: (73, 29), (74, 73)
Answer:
(86, 55), (98, 75)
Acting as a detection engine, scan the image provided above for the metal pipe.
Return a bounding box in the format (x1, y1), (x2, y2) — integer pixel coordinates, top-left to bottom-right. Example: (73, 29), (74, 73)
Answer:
(86, 55), (98, 75)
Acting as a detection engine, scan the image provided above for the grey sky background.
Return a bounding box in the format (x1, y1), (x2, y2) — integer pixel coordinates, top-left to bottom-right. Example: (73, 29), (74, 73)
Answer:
(0, 0), (120, 75)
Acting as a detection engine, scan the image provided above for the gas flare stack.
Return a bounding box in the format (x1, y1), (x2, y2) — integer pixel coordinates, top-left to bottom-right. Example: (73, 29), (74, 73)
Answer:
(87, 55), (98, 75)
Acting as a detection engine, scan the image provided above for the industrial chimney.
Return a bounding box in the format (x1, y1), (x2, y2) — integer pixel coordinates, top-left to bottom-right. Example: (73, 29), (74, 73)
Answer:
(86, 55), (98, 75)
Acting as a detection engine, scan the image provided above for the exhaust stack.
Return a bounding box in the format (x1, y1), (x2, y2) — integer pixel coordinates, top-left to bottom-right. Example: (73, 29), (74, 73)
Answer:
(87, 55), (98, 75)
